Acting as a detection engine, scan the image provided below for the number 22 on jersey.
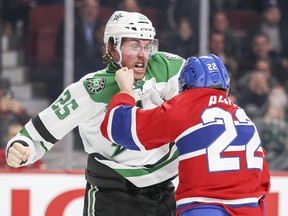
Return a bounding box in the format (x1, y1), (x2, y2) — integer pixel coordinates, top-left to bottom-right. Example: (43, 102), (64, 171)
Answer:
(202, 107), (263, 172)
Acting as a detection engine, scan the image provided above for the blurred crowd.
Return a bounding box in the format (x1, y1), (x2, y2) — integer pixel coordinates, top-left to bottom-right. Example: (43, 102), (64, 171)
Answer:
(1, 0), (288, 171)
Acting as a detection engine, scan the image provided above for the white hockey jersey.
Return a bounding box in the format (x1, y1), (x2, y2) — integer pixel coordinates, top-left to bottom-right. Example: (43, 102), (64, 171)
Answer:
(7, 52), (185, 187)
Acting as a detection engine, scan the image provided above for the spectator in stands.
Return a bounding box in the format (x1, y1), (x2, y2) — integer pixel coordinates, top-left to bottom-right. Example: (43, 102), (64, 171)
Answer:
(243, 2), (288, 83)
(165, 18), (198, 58)
(236, 58), (279, 115)
(52, 0), (103, 102)
(254, 85), (288, 170)
(238, 58), (279, 91)
(239, 33), (284, 81)
(57, 0), (102, 80)
(0, 78), (30, 149)
(211, 11), (242, 61)
(246, 2), (288, 57)
(118, 0), (140, 12)
(208, 31), (238, 82)
(1, 0), (32, 54)
(171, 0), (200, 36)
(255, 58), (279, 85)
(237, 70), (271, 120)
(2, 0), (31, 33)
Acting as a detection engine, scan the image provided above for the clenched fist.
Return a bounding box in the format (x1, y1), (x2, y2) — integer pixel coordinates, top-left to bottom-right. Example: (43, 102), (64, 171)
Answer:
(116, 67), (134, 94)
(6, 142), (30, 168)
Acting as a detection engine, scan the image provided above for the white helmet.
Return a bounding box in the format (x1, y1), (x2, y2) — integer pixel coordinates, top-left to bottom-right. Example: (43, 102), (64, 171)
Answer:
(104, 11), (157, 66)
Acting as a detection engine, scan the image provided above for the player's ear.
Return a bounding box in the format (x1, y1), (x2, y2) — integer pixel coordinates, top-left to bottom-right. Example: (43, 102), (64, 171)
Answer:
(108, 42), (120, 61)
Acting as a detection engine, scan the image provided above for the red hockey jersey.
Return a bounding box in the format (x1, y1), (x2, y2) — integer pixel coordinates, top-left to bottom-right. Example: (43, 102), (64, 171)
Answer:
(101, 88), (270, 216)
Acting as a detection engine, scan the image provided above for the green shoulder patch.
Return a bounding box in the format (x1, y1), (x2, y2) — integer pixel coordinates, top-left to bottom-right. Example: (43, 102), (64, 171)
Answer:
(86, 77), (106, 94)
(83, 73), (120, 103)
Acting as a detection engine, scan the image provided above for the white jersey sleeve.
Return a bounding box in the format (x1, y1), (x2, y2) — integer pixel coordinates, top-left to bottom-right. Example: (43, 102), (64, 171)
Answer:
(6, 79), (97, 165)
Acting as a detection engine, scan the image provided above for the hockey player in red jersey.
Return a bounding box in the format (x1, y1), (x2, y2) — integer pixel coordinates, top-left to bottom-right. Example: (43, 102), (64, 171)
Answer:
(101, 54), (270, 216)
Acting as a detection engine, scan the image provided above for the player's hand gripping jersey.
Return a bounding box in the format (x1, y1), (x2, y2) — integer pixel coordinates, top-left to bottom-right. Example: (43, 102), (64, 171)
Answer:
(101, 54), (270, 216)
(6, 52), (185, 187)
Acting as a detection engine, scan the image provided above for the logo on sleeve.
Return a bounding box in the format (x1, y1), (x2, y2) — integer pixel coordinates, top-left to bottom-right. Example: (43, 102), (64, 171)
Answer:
(87, 78), (106, 94)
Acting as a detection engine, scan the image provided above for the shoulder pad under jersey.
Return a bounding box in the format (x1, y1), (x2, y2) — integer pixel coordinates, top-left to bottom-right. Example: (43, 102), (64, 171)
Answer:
(146, 52), (185, 82)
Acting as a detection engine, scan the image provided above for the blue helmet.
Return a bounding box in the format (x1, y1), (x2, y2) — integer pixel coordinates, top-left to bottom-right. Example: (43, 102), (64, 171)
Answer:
(178, 54), (230, 93)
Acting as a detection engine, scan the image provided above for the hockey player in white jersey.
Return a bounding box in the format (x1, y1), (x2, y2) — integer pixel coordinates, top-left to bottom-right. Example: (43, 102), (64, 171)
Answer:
(6, 11), (185, 215)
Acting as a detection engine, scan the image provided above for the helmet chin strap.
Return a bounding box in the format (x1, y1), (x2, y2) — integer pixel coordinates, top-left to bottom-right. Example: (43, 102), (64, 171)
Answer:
(114, 42), (123, 67)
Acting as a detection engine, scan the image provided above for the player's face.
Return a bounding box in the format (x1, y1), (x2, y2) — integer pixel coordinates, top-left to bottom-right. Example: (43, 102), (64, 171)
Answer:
(120, 38), (151, 80)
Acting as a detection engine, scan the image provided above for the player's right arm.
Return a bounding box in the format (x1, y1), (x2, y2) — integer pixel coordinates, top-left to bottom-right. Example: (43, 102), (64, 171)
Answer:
(6, 78), (99, 167)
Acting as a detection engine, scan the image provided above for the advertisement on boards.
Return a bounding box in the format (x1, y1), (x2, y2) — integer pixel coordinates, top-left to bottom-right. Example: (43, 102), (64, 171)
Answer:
(0, 170), (287, 216)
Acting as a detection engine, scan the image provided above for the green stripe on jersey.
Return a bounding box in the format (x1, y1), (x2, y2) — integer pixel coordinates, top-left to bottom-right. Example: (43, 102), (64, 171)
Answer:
(20, 127), (32, 139)
(40, 141), (49, 152)
(114, 150), (178, 177)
